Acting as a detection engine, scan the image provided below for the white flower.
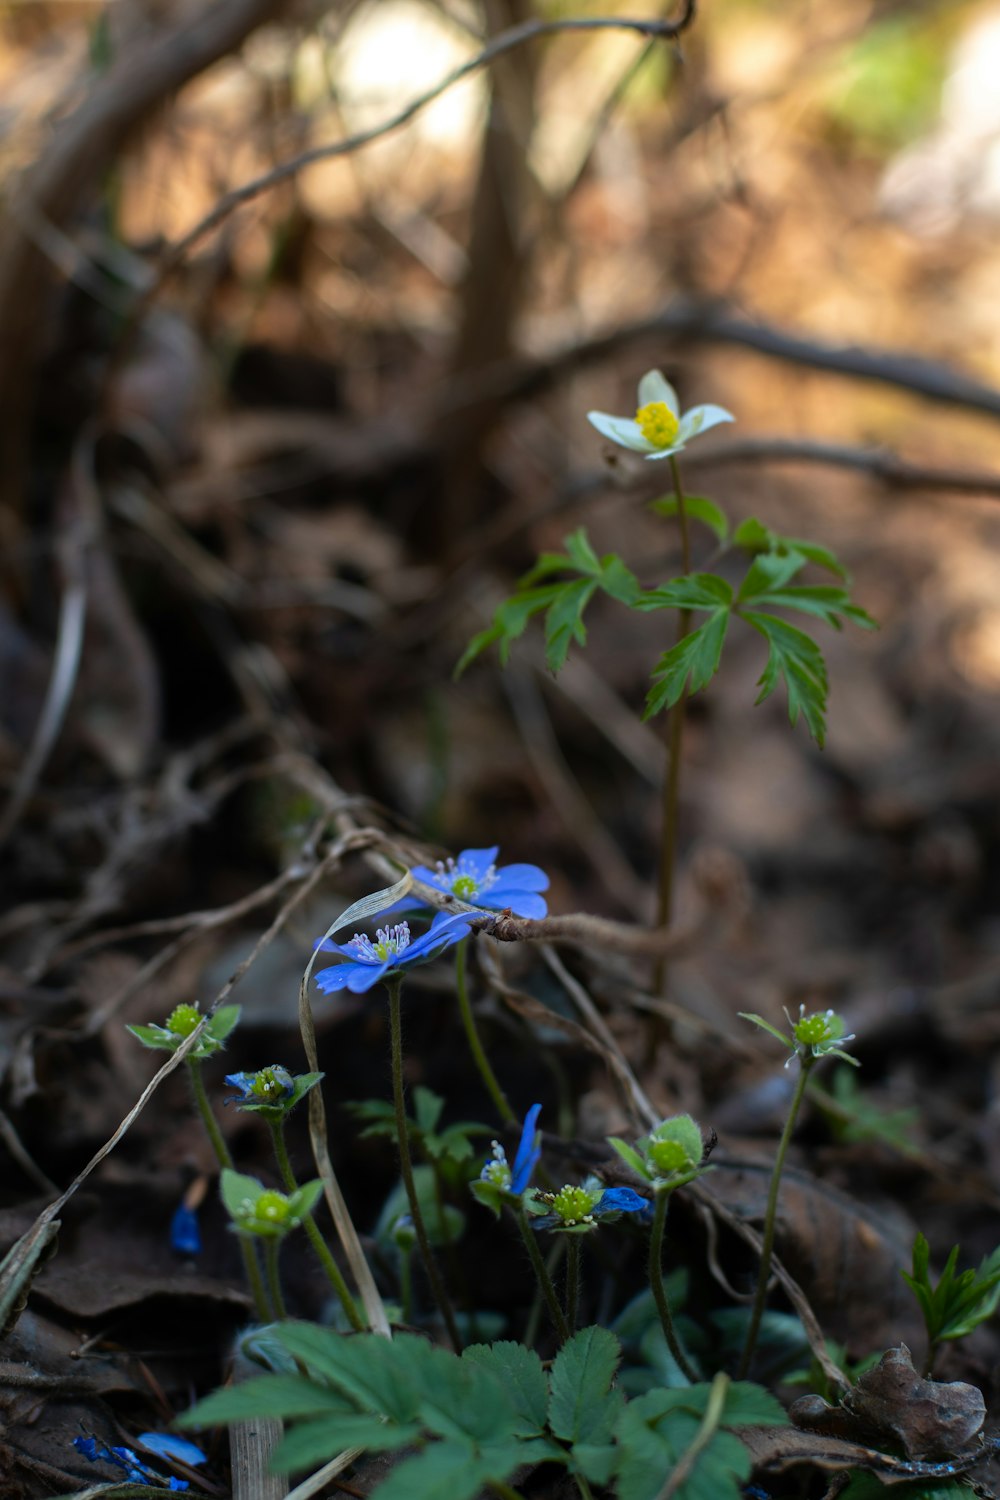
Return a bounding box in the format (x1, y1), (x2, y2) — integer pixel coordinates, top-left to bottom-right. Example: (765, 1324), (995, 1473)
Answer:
(587, 369), (734, 460)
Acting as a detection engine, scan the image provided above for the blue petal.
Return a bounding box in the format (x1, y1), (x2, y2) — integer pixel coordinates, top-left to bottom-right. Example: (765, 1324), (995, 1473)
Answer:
(402, 912), (474, 961)
(595, 1187), (648, 1215)
(408, 862), (451, 893)
(314, 959), (386, 993)
(169, 1482), (190, 1492)
(477, 890), (548, 918)
(73, 1437), (100, 1461)
(170, 1203), (202, 1256)
(139, 1433), (206, 1466)
(224, 1072), (254, 1097)
(456, 847), (500, 880)
(491, 863), (549, 892)
(511, 1103), (542, 1194)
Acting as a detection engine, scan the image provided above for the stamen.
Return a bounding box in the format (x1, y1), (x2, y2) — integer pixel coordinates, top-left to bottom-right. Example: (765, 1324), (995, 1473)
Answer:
(635, 400), (680, 448)
(349, 922), (411, 962)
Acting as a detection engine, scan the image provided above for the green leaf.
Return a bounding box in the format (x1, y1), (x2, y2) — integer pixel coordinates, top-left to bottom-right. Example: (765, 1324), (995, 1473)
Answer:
(644, 609), (730, 718)
(733, 518), (847, 579)
(285, 1072), (325, 1112)
(207, 1004), (241, 1040)
(738, 1012), (792, 1049)
(637, 573), (733, 612)
(462, 1342), (548, 1434)
(273, 1327), (422, 1422)
(742, 611), (830, 746)
(613, 1391), (757, 1500)
(718, 1381), (788, 1426)
(289, 1179), (324, 1220)
(220, 1170), (263, 1220)
(544, 577), (597, 671)
(416, 1347), (521, 1445)
(455, 586), (559, 677)
(179, 1373), (355, 1428)
(607, 1137), (649, 1180)
(747, 584), (877, 632)
(368, 1441), (506, 1500)
(548, 1326), (621, 1443)
(277, 1415), (421, 1471)
(125, 1023), (175, 1051)
(413, 1086), (444, 1134)
(650, 494), (730, 544)
(563, 526), (602, 574)
(737, 550), (808, 599)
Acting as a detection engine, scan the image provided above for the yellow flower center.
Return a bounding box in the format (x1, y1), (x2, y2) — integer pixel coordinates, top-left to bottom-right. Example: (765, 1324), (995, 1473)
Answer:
(635, 401), (680, 449)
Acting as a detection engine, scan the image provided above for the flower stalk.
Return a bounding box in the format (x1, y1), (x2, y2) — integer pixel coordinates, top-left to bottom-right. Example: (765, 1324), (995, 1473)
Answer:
(268, 1120), (364, 1332)
(649, 1190), (699, 1382)
(386, 977), (462, 1351)
(455, 938), (514, 1124)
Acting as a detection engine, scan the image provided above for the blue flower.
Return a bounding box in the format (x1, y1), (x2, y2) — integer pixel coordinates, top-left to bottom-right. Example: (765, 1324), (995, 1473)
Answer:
(314, 911), (474, 994)
(529, 1179), (650, 1232)
(594, 1186), (650, 1219)
(478, 1103), (542, 1196)
(411, 847), (549, 919)
(72, 1434), (192, 1489)
(170, 1201), (201, 1256)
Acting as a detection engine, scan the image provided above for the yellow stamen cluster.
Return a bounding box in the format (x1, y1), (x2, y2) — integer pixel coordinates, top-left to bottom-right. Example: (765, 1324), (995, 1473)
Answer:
(635, 401), (680, 449)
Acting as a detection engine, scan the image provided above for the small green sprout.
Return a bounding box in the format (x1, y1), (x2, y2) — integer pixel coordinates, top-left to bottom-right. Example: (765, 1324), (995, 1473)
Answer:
(127, 1003), (241, 1059)
(220, 1169), (322, 1240)
(903, 1231), (1000, 1375)
(740, 1005), (859, 1069)
(608, 1113), (707, 1194)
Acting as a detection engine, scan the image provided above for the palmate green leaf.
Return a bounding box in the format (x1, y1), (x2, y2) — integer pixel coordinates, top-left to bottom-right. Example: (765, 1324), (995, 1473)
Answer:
(548, 1326), (622, 1443)
(612, 1384), (779, 1500)
(462, 1342), (548, 1434)
(649, 494), (730, 543)
(272, 1327), (423, 1422)
(737, 550), (810, 598)
(742, 611), (829, 746)
(636, 572), (733, 612)
(544, 576), (598, 671)
(416, 1346), (521, 1444)
(644, 609), (730, 718)
(455, 585), (562, 676)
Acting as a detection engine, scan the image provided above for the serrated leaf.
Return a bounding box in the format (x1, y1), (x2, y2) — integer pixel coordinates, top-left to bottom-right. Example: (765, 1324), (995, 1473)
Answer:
(544, 577), (597, 671)
(179, 1373), (355, 1427)
(644, 609), (730, 718)
(598, 552), (641, 605)
(719, 1381), (788, 1426)
(273, 1327), (421, 1422)
(614, 1394), (753, 1500)
(732, 517), (771, 551)
(548, 1326), (621, 1443)
(413, 1086), (444, 1134)
(650, 494), (730, 543)
(737, 550), (808, 599)
(748, 585), (877, 632)
(637, 573), (733, 612)
(571, 1441), (619, 1484)
(742, 611), (829, 746)
(417, 1346), (521, 1444)
(563, 526), (602, 574)
(462, 1342), (548, 1434)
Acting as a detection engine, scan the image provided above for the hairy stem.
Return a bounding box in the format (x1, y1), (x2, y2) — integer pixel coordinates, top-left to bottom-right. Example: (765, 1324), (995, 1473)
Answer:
(186, 1058), (270, 1322)
(386, 978), (462, 1351)
(654, 454), (692, 995)
(455, 938), (515, 1123)
(269, 1120), (364, 1332)
(649, 1189), (698, 1382)
(516, 1203), (569, 1343)
(738, 1057), (813, 1378)
(264, 1239), (287, 1321)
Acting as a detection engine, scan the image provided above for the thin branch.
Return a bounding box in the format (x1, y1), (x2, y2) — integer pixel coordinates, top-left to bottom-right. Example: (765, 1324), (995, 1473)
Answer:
(684, 434), (1000, 498)
(152, 8), (697, 281)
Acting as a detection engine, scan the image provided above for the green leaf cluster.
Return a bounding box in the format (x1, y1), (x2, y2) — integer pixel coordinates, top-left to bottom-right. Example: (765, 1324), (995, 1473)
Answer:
(902, 1233), (1000, 1349)
(126, 1004), (240, 1059)
(180, 1324), (785, 1500)
(810, 1067), (921, 1155)
(456, 528), (639, 675)
(349, 1086), (489, 1177)
(459, 516), (874, 747)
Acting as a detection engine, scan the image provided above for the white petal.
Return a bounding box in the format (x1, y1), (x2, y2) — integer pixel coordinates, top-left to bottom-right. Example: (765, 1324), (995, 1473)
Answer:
(677, 404), (735, 442)
(637, 370), (680, 416)
(644, 445), (680, 460)
(587, 411), (657, 452)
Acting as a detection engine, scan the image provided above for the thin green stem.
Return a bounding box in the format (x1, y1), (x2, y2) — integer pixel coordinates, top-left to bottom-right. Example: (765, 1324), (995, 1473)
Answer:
(455, 939), (514, 1123)
(565, 1235), (581, 1335)
(515, 1204), (569, 1343)
(264, 1239), (287, 1320)
(386, 978), (462, 1352)
(738, 1058), (814, 1378)
(487, 1482), (525, 1500)
(269, 1120), (364, 1332)
(186, 1059), (270, 1323)
(654, 455), (693, 996)
(654, 1371), (730, 1500)
(399, 1248), (413, 1324)
(574, 1475), (596, 1500)
(649, 1190), (699, 1382)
